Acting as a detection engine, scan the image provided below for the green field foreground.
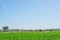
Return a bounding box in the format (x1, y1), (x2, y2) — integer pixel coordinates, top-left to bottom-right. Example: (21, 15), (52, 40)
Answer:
(0, 31), (60, 40)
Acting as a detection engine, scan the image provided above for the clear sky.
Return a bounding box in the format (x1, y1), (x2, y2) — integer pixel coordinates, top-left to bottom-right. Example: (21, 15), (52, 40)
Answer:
(0, 0), (60, 30)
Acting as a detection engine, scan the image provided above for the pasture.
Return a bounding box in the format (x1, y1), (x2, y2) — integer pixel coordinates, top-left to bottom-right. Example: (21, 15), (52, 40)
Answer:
(0, 31), (60, 40)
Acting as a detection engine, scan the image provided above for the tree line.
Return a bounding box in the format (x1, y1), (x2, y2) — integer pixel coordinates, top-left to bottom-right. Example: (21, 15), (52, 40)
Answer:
(1, 25), (60, 32)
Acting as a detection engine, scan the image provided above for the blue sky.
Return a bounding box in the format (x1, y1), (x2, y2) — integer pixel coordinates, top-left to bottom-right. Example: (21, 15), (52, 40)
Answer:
(0, 0), (60, 29)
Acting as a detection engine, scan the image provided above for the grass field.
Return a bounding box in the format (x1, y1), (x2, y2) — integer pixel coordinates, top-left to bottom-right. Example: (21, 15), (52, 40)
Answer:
(0, 31), (60, 40)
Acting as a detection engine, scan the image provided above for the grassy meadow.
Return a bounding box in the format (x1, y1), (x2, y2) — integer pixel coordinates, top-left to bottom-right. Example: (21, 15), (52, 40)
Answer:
(0, 31), (60, 40)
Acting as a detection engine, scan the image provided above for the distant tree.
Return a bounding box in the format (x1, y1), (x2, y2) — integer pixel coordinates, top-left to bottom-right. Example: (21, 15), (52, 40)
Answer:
(2, 26), (9, 32)
(39, 29), (42, 32)
(50, 29), (53, 31)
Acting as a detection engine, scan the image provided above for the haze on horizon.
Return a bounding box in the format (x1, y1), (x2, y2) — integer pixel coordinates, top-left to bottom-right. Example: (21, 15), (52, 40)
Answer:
(0, 0), (60, 30)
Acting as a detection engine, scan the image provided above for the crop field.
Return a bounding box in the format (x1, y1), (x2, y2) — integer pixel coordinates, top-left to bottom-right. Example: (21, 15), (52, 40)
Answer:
(0, 31), (60, 40)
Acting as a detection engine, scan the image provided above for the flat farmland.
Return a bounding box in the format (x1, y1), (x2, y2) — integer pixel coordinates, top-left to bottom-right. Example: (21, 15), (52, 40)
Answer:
(0, 31), (60, 40)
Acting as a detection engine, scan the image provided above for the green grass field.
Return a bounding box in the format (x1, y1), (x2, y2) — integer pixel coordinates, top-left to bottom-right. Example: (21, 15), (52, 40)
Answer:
(0, 31), (60, 40)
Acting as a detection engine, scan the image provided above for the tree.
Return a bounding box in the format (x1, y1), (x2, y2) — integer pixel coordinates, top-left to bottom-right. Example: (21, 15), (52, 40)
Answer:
(50, 29), (53, 31)
(2, 26), (9, 32)
(39, 29), (42, 32)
